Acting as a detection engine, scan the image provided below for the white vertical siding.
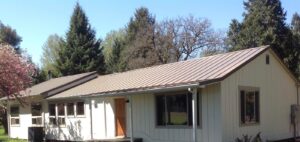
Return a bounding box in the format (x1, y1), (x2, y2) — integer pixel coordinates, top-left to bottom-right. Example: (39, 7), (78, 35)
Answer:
(9, 103), (31, 139)
(128, 84), (221, 142)
(221, 50), (297, 142)
(44, 99), (92, 141)
(91, 97), (116, 139)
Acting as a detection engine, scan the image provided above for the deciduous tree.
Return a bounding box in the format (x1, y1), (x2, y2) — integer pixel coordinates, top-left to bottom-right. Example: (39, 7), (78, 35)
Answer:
(41, 34), (64, 77)
(0, 44), (35, 98)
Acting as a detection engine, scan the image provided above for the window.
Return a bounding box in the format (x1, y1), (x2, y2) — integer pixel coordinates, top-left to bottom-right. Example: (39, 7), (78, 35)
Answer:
(10, 106), (20, 126)
(240, 88), (260, 125)
(49, 104), (56, 125)
(67, 103), (74, 116)
(31, 103), (42, 125)
(76, 102), (84, 116)
(156, 92), (200, 127)
(266, 54), (270, 65)
(57, 103), (65, 125)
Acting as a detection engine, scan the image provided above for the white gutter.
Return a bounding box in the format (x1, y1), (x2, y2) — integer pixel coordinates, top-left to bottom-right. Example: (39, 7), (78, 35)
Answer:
(84, 83), (202, 99)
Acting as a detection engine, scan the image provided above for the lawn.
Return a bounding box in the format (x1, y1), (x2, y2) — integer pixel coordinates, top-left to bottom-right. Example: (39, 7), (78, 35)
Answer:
(0, 126), (26, 142)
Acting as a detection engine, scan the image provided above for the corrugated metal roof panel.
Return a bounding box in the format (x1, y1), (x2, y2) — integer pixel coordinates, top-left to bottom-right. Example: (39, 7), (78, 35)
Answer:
(49, 46), (269, 99)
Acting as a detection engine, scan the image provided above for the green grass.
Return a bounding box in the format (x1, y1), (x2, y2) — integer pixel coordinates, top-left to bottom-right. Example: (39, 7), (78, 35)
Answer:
(0, 126), (26, 142)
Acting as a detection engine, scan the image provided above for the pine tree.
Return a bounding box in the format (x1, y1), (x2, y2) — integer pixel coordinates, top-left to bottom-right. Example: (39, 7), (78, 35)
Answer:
(123, 7), (159, 70)
(0, 21), (22, 53)
(227, 0), (299, 76)
(56, 3), (105, 75)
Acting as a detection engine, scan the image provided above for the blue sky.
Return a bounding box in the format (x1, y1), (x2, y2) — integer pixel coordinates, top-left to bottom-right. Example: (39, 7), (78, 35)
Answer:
(0, 0), (299, 65)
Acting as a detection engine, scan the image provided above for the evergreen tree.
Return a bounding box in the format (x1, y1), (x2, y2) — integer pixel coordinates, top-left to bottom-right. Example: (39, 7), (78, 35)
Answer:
(56, 3), (105, 75)
(0, 21), (22, 53)
(226, 19), (242, 51)
(124, 7), (159, 70)
(227, 0), (299, 76)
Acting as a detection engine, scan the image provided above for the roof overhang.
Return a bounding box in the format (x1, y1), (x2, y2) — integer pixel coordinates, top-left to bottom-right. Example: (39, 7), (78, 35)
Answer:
(46, 80), (221, 101)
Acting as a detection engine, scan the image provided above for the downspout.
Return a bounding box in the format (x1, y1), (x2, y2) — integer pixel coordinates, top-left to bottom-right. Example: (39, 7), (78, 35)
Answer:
(103, 99), (107, 138)
(89, 99), (94, 140)
(189, 87), (198, 142)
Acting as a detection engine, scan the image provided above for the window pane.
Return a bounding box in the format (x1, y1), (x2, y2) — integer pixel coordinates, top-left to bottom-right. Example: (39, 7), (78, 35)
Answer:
(240, 91), (245, 124)
(31, 103), (42, 116)
(10, 106), (19, 117)
(166, 94), (188, 125)
(49, 104), (56, 116)
(255, 91), (260, 122)
(11, 118), (19, 125)
(49, 117), (56, 125)
(188, 93), (193, 126)
(67, 103), (74, 116)
(32, 118), (42, 125)
(156, 95), (166, 126)
(58, 117), (65, 125)
(245, 91), (255, 123)
(76, 102), (84, 115)
(57, 104), (65, 116)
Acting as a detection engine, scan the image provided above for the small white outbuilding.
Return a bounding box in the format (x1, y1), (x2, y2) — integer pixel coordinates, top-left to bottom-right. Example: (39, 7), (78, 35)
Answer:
(4, 46), (300, 142)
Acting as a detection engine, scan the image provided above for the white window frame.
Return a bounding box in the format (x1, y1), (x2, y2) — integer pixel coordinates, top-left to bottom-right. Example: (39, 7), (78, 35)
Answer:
(10, 105), (20, 127)
(66, 102), (75, 117)
(75, 101), (85, 117)
(31, 103), (43, 126)
(57, 103), (66, 127)
(48, 103), (56, 126)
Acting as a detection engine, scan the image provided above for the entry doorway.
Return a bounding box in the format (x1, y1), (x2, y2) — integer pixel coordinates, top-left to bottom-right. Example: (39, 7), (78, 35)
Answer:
(115, 98), (126, 137)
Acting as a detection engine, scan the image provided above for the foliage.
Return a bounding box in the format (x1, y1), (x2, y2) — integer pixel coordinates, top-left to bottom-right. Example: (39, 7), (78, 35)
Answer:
(56, 3), (105, 75)
(123, 7), (158, 70)
(292, 13), (300, 35)
(40, 34), (64, 77)
(235, 132), (262, 142)
(291, 13), (300, 77)
(226, 0), (300, 76)
(0, 44), (35, 99)
(0, 21), (22, 53)
(102, 29), (127, 73)
(118, 7), (226, 71)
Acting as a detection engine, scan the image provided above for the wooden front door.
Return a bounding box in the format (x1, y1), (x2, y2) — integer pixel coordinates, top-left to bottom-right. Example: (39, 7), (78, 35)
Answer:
(115, 98), (126, 137)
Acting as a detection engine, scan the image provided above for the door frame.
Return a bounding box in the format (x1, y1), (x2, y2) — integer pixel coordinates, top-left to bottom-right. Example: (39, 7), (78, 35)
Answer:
(114, 98), (127, 137)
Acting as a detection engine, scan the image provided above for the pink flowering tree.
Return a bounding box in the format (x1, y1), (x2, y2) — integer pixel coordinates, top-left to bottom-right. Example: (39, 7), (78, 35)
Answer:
(0, 44), (35, 99)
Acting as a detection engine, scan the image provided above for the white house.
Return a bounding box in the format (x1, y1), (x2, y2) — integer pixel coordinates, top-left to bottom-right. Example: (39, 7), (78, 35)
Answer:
(3, 46), (300, 142)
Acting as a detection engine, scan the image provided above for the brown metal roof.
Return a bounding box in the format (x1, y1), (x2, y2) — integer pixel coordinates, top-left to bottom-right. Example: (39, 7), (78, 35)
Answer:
(19, 71), (97, 97)
(48, 46), (270, 99)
